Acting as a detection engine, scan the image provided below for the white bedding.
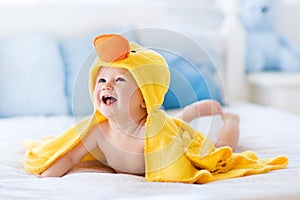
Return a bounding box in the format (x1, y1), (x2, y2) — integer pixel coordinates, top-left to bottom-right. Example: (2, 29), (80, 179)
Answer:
(1, 103), (300, 200)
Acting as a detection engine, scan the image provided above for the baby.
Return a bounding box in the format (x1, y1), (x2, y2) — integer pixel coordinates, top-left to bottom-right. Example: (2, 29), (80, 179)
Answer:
(37, 34), (239, 177)
(25, 34), (287, 183)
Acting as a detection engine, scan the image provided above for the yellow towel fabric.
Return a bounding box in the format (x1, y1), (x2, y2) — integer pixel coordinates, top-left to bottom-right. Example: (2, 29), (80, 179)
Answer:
(24, 34), (288, 183)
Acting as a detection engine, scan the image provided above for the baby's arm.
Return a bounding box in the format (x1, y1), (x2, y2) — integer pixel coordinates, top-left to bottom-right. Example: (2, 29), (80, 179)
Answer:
(41, 126), (99, 177)
(40, 142), (89, 177)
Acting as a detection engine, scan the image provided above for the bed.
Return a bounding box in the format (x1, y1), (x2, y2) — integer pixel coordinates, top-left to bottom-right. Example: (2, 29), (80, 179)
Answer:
(1, 103), (300, 199)
(1, 0), (300, 199)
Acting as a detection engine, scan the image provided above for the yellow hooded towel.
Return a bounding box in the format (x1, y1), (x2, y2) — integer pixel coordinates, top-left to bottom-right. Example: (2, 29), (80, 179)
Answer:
(24, 34), (288, 184)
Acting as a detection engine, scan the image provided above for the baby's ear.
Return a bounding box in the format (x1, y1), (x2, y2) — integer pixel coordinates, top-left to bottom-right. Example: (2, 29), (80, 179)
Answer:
(141, 101), (146, 109)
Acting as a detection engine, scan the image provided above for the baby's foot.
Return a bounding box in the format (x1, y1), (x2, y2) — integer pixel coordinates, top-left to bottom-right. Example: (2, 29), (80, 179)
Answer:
(200, 100), (223, 116)
(179, 100), (223, 122)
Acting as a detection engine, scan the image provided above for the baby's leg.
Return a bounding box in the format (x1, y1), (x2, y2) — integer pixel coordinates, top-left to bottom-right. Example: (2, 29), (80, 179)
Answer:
(176, 100), (223, 123)
(177, 100), (240, 150)
(176, 100), (240, 151)
(215, 113), (240, 151)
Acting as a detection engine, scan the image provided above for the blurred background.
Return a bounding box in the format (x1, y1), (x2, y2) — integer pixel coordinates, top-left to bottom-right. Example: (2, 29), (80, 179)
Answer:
(0, 0), (300, 117)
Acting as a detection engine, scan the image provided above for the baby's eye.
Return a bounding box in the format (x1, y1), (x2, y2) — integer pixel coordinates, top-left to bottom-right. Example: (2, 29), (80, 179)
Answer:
(98, 78), (106, 83)
(116, 77), (125, 82)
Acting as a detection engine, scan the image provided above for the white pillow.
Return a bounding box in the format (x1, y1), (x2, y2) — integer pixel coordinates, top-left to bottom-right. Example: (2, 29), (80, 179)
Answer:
(0, 33), (68, 117)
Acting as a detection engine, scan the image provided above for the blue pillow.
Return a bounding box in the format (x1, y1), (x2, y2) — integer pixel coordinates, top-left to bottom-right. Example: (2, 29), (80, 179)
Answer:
(132, 28), (224, 109)
(59, 25), (137, 116)
(0, 33), (68, 117)
(59, 33), (95, 116)
(158, 50), (224, 109)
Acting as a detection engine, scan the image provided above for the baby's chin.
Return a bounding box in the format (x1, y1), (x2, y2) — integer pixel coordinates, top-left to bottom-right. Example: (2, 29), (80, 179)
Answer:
(99, 107), (116, 119)
(99, 103), (126, 119)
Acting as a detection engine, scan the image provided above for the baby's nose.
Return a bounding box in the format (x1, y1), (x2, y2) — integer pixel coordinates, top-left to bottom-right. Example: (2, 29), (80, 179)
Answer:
(102, 83), (113, 91)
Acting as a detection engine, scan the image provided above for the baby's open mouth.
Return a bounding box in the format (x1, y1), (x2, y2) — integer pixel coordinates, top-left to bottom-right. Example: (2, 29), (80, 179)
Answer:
(102, 95), (117, 105)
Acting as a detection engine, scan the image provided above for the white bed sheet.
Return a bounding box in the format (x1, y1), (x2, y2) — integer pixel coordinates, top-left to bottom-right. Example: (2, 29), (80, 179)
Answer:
(1, 102), (300, 200)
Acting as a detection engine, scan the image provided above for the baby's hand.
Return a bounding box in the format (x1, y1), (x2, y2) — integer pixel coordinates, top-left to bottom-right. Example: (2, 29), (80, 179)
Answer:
(36, 174), (43, 178)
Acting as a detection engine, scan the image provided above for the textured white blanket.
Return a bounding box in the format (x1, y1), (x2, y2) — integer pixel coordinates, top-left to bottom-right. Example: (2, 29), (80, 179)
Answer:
(1, 103), (300, 200)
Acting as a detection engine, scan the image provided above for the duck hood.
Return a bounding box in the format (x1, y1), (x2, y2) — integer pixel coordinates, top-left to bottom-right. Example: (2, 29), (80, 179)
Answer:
(89, 34), (170, 116)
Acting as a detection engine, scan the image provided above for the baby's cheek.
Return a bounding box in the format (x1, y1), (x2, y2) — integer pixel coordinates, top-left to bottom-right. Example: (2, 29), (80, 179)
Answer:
(94, 86), (102, 94)
(93, 88), (101, 101)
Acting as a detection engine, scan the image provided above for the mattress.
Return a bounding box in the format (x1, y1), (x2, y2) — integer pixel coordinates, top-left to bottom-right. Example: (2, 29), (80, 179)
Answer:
(1, 102), (300, 200)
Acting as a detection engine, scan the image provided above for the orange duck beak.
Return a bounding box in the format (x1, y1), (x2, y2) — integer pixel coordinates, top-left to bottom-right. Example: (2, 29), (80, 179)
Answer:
(94, 34), (130, 62)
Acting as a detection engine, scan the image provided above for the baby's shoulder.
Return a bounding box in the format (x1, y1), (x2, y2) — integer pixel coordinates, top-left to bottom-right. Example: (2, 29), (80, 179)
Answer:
(84, 120), (109, 142)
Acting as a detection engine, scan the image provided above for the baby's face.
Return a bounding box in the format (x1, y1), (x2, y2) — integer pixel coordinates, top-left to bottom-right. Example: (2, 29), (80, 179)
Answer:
(94, 66), (145, 120)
